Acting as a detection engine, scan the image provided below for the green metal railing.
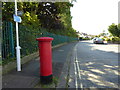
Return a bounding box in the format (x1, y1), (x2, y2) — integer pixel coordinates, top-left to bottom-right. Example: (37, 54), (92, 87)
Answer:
(39, 31), (77, 46)
(2, 22), (78, 61)
(2, 22), (15, 60)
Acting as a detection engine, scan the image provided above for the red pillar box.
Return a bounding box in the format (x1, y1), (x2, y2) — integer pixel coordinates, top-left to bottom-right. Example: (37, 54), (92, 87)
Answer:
(36, 37), (54, 84)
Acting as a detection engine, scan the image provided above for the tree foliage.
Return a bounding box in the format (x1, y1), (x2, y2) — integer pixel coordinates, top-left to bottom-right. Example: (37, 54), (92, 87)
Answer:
(2, 2), (77, 37)
(108, 23), (120, 37)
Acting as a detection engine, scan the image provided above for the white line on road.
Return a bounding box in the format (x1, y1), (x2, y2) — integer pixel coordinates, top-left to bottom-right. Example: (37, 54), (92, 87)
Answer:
(74, 62), (78, 90)
(74, 44), (83, 89)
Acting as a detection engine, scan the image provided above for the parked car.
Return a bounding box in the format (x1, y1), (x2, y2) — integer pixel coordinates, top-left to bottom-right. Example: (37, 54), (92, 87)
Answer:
(93, 37), (104, 44)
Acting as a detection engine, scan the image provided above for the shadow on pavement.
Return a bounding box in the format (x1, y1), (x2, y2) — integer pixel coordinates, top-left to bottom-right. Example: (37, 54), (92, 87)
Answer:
(76, 41), (119, 88)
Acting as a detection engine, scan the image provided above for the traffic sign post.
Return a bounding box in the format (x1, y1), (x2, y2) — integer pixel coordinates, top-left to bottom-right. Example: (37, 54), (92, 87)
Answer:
(15, 0), (21, 71)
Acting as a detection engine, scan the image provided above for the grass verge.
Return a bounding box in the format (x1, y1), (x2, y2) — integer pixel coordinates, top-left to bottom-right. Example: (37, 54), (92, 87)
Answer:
(34, 76), (59, 88)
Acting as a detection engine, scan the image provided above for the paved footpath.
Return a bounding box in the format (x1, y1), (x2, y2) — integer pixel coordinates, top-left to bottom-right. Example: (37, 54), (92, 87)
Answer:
(2, 42), (78, 88)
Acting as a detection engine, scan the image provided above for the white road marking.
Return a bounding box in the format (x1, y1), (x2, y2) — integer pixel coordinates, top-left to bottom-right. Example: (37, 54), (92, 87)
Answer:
(74, 62), (78, 89)
(74, 44), (84, 89)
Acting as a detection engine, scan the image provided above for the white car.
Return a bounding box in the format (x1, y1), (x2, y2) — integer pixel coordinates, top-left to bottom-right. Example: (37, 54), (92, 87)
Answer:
(93, 37), (104, 44)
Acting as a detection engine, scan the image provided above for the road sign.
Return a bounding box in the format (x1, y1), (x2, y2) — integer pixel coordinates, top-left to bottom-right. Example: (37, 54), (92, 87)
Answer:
(13, 14), (22, 23)
(17, 11), (23, 16)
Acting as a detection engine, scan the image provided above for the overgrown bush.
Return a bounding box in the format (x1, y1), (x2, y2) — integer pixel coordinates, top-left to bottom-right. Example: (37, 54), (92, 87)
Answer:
(101, 38), (105, 41)
(82, 37), (91, 40)
(105, 38), (111, 41)
(111, 37), (120, 42)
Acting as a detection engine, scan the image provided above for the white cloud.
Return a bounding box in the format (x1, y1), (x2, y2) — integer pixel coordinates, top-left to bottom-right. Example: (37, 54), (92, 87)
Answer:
(71, 0), (119, 35)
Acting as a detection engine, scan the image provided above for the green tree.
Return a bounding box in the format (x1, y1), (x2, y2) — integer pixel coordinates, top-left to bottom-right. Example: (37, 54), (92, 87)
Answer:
(108, 23), (120, 37)
(2, 2), (77, 37)
(117, 23), (120, 30)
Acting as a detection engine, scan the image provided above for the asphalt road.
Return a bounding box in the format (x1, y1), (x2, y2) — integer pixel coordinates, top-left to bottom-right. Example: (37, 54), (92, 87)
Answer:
(68, 40), (119, 88)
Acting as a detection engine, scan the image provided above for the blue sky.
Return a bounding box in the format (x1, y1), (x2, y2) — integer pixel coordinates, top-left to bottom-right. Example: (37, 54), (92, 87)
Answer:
(71, 0), (119, 35)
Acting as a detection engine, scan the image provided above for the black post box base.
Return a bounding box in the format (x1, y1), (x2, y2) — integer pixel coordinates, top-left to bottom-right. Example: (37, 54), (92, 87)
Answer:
(40, 74), (53, 84)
